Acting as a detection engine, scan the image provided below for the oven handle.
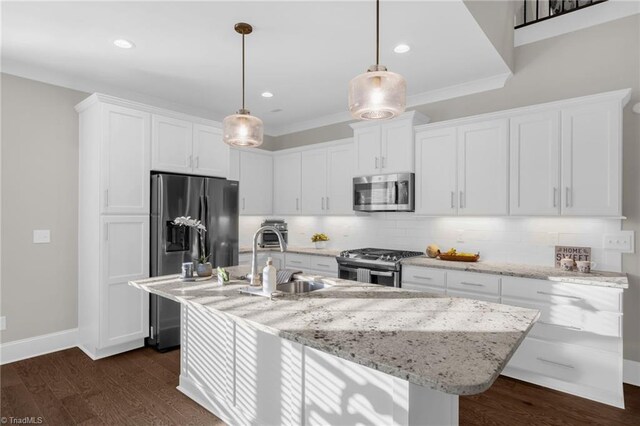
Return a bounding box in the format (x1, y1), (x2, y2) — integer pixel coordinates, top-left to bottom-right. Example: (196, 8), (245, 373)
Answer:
(339, 265), (395, 277)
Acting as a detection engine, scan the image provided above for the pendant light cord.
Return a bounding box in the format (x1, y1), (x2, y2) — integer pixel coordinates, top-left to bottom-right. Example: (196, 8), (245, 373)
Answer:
(242, 33), (245, 110)
(376, 0), (379, 65)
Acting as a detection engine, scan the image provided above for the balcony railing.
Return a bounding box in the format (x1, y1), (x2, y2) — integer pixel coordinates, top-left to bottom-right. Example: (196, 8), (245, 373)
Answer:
(515, 0), (608, 28)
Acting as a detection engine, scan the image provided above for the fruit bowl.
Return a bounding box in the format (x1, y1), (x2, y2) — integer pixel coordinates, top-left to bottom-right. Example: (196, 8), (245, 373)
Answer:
(438, 250), (480, 262)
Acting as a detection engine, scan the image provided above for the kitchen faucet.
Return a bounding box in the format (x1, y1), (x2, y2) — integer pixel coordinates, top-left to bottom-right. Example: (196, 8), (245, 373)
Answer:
(249, 226), (287, 285)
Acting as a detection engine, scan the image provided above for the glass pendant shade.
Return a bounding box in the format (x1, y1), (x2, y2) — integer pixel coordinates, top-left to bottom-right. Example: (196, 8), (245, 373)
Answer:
(223, 109), (263, 147)
(349, 65), (406, 120)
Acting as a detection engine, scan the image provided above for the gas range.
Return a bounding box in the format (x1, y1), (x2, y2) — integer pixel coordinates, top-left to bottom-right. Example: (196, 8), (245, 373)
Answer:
(337, 248), (424, 271)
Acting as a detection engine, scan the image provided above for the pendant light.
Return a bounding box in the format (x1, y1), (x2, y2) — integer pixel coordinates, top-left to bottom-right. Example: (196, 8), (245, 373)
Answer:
(223, 23), (263, 147)
(348, 0), (406, 120)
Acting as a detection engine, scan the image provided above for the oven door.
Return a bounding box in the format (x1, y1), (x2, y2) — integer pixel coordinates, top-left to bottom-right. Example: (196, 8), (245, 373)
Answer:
(353, 173), (414, 212)
(338, 265), (400, 288)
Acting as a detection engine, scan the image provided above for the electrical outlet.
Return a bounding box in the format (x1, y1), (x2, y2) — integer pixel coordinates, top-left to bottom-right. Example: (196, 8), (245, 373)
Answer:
(0, 316), (6, 331)
(33, 229), (51, 244)
(603, 231), (634, 253)
(456, 230), (465, 243)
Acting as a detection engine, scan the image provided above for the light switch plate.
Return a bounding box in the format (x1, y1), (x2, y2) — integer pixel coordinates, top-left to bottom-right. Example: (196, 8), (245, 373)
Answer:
(603, 231), (634, 253)
(33, 229), (51, 244)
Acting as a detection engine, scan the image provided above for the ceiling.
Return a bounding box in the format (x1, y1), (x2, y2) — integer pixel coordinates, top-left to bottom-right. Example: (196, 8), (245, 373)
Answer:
(1, 1), (511, 136)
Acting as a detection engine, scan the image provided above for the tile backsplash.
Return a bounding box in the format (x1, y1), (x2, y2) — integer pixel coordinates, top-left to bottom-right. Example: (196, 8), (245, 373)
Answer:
(240, 215), (626, 272)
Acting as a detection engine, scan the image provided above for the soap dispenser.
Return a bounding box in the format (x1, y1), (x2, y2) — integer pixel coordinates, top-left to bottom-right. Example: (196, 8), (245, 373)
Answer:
(262, 257), (277, 294)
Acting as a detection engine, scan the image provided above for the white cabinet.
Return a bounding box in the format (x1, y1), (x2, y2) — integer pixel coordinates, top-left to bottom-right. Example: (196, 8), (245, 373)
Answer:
(151, 114), (193, 174)
(561, 101), (621, 216)
(326, 144), (354, 215)
(301, 149), (328, 214)
(102, 104), (150, 215)
(457, 119), (509, 216)
(510, 111), (560, 215)
(415, 119), (508, 216)
(193, 124), (229, 177)
(152, 115), (228, 178)
(100, 216), (149, 349)
(351, 111), (429, 176)
(415, 127), (458, 215)
(353, 126), (380, 176)
(273, 152), (301, 215)
(239, 150), (273, 215)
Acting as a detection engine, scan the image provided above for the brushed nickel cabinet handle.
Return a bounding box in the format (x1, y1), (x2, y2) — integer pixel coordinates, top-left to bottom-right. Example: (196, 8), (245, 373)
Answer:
(317, 263), (330, 267)
(375, 157), (379, 169)
(553, 187), (557, 207)
(536, 357), (574, 369)
(321, 197), (325, 210)
(451, 191), (455, 209)
(381, 157), (386, 168)
(195, 156), (200, 168)
(296, 198), (299, 211)
(460, 281), (484, 287)
(565, 187), (570, 207)
(242, 198), (246, 210)
(459, 191), (464, 209)
(413, 275), (433, 280)
(326, 197), (330, 210)
(537, 291), (582, 301)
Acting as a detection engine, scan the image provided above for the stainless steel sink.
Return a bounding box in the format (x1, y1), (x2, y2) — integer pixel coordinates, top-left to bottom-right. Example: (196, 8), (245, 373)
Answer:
(276, 280), (331, 294)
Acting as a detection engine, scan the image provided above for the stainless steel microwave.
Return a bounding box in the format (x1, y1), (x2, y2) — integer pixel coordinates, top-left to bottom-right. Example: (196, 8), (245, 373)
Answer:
(353, 173), (415, 212)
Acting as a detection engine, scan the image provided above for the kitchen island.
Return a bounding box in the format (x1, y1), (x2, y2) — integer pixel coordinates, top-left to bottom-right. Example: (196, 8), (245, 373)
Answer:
(130, 266), (539, 426)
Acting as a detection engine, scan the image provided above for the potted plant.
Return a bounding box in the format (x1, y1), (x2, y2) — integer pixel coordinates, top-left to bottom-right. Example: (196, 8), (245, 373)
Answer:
(311, 233), (329, 249)
(173, 216), (212, 277)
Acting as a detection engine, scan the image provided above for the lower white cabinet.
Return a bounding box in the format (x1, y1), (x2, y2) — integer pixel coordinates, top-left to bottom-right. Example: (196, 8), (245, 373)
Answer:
(400, 265), (625, 408)
(239, 252), (284, 270)
(239, 251), (338, 278)
(79, 215), (149, 359)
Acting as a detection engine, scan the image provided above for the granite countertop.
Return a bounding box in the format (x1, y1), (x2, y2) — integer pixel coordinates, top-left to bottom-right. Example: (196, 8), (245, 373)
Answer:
(129, 265), (539, 396)
(239, 246), (342, 257)
(402, 256), (628, 289)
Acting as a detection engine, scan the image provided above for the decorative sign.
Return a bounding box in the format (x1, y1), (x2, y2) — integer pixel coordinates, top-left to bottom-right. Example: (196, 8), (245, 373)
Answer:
(555, 246), (591, 267)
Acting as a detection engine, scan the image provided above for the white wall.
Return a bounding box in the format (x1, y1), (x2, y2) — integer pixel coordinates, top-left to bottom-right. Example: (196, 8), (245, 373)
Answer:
(240, 216), (623, 271)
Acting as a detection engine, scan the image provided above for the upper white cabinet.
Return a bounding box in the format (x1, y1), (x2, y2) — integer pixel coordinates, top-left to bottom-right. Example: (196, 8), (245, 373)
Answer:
(151, 115), (193, 174)
(152, 114), (228, 178)
(415, 127), (457, 215)
(561, 101), (621, 216)
(457, 119), (509, 216)
(102, 104), (151, 215)
(510, 111), (561, 216)
(271, 141), (353, 216)
(239, 150), (273, 215)
(273, 152), (301, 215)
(301, 149), (328, 214)
(193, 124), (229, 177)
(326, 144), (354, 214)
(351, 111), (429, 176)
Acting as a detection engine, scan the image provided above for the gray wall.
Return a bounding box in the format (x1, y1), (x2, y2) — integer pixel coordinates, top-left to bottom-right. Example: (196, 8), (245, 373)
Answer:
(1, 74), (88, 343)
(463, 0), (515, 70)
(270, 15), (640, 363)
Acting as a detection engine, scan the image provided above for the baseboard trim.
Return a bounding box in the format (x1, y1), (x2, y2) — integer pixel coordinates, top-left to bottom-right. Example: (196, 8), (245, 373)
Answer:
(0, 328), (78, 365)
(624, 359), (640, 387)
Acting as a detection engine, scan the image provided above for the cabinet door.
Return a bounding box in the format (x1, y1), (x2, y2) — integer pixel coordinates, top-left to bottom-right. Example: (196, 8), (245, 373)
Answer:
(151, 114), (193, 174)
(381, 118), (414, 173)
(457, 119), (509, 215)
(354, 126), (381, 176)
(100, 215), (149, 349)
(101, 104), (150, 214)
(239, 151), (273, 215)
(326, 144), (354, 215)
(192, 124), (229, 178)
(301, 149), (328, 215)
(415, 127), (457, 215)
(561, 101), (621, 216)
(273, 152), (302, 215)
(510, 112), (560, 215)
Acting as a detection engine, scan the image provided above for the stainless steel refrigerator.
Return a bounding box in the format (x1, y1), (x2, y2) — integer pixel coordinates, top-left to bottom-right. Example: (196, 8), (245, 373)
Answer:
(148, 173), (239, 351)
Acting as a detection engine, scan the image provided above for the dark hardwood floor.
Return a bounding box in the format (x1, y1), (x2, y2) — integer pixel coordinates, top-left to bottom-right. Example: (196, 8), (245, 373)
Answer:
(1, 347), (638, 425)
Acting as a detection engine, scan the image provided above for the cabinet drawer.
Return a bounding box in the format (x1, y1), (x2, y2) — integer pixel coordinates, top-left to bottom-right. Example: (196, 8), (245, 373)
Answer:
(308, 255), (337, 273)
(447, 271), (500, 295)
(507, 337), (621, 394)
(502, 296), (621, 338)
(446, 289), (500, 304)
(285, 253), (310, 269)
(402, 282), (445, 296)
(402, 266), (446, 288)
(502, 276), (622, 313)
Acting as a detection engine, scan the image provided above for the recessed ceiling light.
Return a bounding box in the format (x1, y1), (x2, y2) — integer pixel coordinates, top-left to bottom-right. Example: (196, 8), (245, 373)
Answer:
(394, 44), (410, 54)
(261, 92), (274, 98)
(113, 39), (135, 49)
